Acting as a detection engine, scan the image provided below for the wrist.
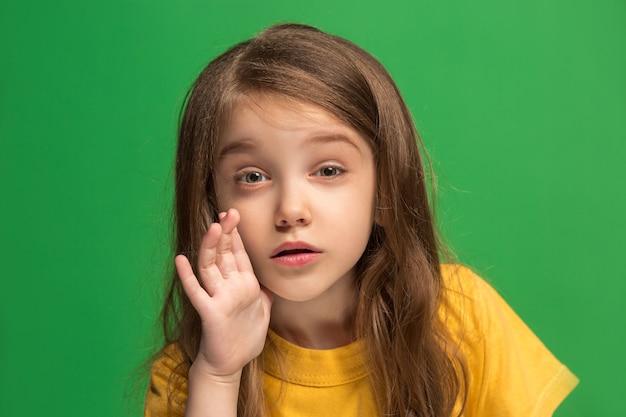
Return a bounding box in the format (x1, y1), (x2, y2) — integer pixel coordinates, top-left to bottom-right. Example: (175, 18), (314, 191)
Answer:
(188, 359), (243, 386)
(185, 362), (242, 417)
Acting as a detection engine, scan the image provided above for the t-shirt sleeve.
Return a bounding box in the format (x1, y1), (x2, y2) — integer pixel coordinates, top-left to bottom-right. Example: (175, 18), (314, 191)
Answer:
(144, 344), (189, 417)
(442, 265), (579, 417)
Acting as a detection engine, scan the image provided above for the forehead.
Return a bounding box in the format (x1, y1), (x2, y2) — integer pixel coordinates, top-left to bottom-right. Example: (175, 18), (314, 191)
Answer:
(218, 94), (371, 154)
(224, 94), (341, 131)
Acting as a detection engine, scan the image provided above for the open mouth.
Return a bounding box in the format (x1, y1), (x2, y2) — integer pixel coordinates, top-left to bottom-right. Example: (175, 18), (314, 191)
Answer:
(272, 248), (316, 258)
(270, 242), (322, 266)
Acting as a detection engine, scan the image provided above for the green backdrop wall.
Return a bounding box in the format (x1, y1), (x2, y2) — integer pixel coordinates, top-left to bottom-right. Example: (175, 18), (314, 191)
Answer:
(1, 1), (624, 416)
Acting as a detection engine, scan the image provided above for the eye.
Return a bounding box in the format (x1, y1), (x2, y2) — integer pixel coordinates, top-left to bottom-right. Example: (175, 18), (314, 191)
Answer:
(237, 171), (268, 183)
(315, 165), (345, 177)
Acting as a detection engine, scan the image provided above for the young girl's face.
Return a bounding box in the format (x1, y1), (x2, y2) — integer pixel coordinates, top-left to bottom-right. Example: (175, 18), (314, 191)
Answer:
(214, 94), (376, 305)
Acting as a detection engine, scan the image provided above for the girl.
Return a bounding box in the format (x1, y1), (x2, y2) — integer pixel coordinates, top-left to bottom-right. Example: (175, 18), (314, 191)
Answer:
(145, 23), (578, 417)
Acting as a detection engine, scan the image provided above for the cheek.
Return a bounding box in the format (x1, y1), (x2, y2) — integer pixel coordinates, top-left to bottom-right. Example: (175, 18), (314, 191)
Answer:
(331, 188), (375, 237)
(341, 206), (375, 242)
(233, 210), (268, 259)
(345, 176), (376, 221)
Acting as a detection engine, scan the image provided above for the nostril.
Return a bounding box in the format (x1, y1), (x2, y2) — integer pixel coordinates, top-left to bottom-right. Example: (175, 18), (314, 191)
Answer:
(275, 203), (312, 226)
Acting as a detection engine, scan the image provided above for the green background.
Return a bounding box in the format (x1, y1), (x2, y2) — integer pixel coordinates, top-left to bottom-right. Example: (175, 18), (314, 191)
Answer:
(1, 1), (624, 416)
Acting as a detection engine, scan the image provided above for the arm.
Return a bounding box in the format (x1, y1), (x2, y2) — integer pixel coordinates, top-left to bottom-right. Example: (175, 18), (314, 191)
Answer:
(176, 209), (273, 417)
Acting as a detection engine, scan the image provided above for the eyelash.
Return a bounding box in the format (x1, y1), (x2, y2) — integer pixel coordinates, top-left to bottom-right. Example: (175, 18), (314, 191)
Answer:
(234, 170), (269, 184)
(313, 165), (345, 178)
(234, 165), (346, 185)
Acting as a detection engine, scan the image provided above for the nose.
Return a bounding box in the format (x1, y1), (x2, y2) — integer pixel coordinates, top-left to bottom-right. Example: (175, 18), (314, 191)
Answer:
(274, 183), (312, 228)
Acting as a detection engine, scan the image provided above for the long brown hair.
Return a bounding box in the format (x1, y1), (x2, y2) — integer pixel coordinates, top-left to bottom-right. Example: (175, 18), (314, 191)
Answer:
(159, 23), (466, 417)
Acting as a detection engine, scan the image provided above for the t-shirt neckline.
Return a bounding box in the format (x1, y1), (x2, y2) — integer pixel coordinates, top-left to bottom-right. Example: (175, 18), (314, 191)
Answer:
(262, 329), (368, 387)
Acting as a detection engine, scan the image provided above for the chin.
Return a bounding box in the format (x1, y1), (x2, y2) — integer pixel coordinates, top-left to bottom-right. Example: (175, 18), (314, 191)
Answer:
(263, 281), (328, 304)
(270, 288), (324, 303)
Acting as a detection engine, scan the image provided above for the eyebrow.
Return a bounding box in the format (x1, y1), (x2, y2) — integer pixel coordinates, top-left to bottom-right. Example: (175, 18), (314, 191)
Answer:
(217, 140), (259, 160)
(305, 133), (363, 152)
(218, 133), (363, 160)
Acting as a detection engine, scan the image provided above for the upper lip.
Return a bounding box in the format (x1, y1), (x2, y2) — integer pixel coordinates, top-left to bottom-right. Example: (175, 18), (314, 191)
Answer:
(270, 241), (322, 258)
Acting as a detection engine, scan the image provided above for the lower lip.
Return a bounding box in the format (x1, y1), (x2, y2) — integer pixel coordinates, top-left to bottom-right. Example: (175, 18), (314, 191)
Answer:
(271, 252), (321, 267)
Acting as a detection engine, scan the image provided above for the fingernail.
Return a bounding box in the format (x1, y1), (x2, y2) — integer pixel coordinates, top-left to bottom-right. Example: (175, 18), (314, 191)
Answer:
(218, 212), (227, 220)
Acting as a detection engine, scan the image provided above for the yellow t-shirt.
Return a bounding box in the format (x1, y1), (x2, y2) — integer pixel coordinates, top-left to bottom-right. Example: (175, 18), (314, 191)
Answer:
(262, 330), (376, 416)
(144, 265), (578, 416)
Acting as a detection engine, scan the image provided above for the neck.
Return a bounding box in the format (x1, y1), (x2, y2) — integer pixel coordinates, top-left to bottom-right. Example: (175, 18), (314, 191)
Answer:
(269, 282), (358, 350)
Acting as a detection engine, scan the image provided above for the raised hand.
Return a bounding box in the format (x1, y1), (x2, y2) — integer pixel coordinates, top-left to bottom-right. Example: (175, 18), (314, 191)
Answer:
(175, 208), (273, 382)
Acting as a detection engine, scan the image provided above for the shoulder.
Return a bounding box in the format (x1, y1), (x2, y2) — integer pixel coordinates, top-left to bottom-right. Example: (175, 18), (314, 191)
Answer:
(438, 264), (579, 417)
(440, 263), (493, 304)
(144, 344), (188, 417)
(438, 263), (494, 340)
(439, 263), (546, 342)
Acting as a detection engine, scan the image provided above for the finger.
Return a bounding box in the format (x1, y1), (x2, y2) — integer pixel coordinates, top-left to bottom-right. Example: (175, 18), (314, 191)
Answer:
(197, 222), (226, 294)
(230, 226), (254, 273)
(219, 208), (240, 234)
(214, 209), (240, 277)
(175, 254), (212, 308)
(221, 209), (253, 272)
